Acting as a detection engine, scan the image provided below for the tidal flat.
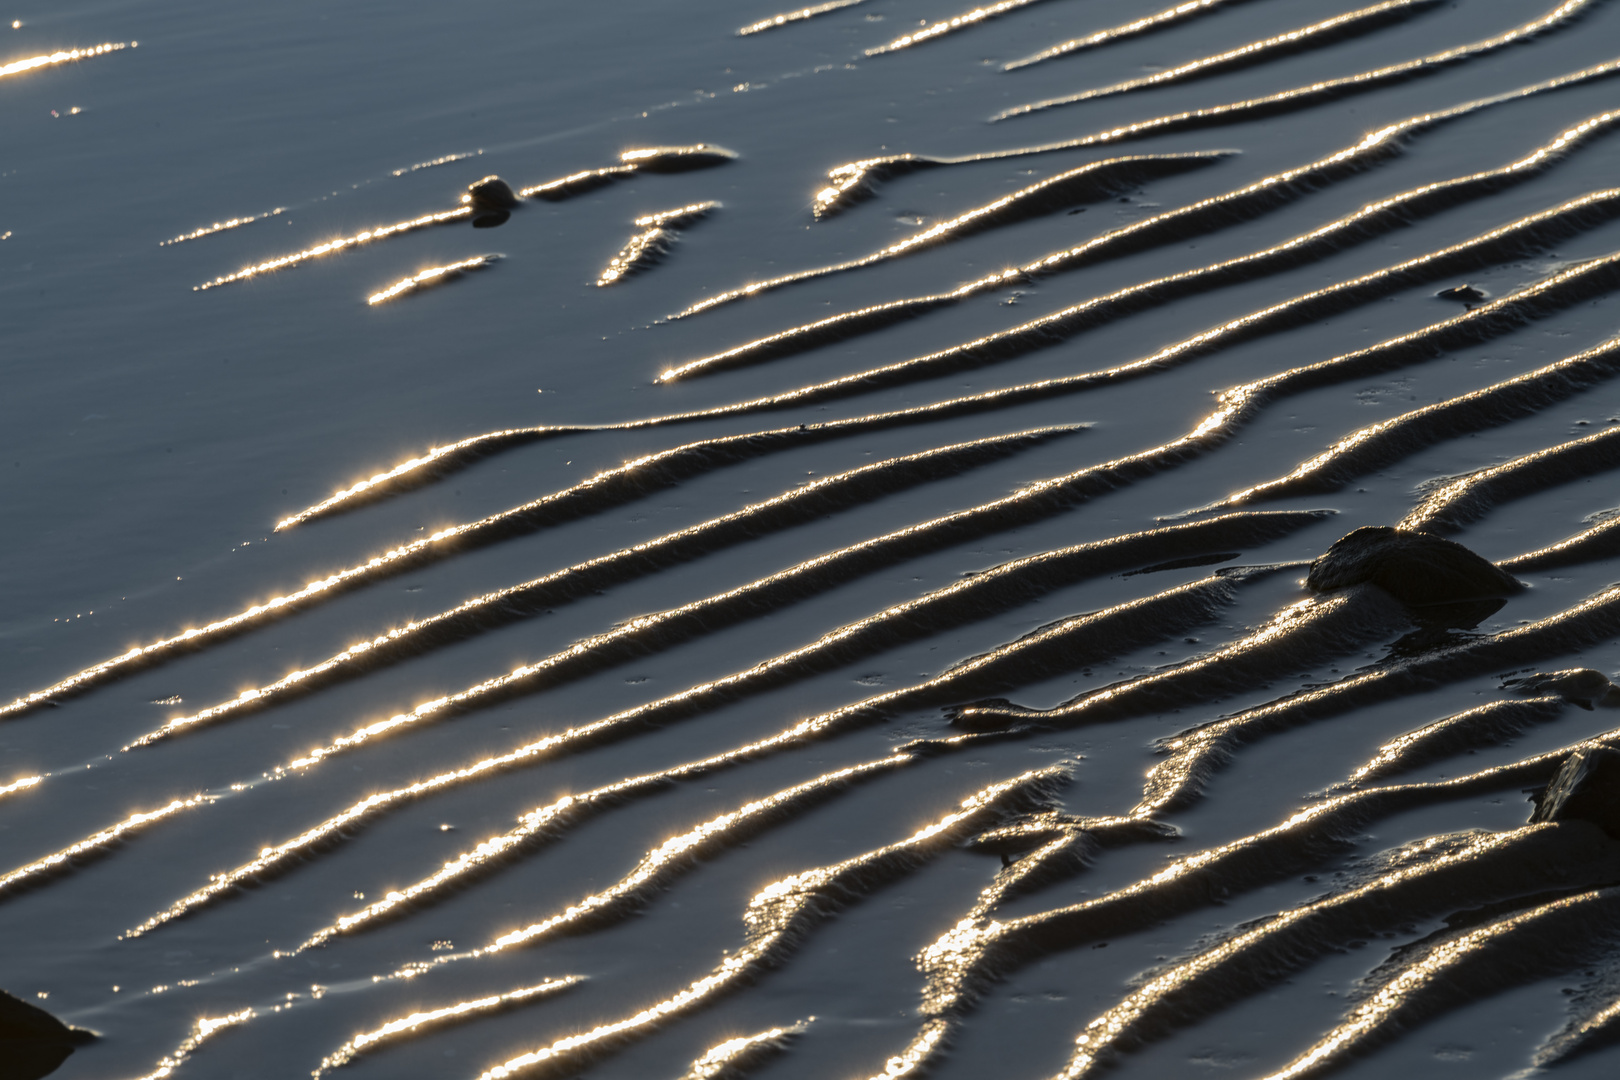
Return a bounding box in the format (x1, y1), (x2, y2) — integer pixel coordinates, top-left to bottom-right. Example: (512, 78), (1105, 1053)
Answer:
(7, 2), (1620, 1078)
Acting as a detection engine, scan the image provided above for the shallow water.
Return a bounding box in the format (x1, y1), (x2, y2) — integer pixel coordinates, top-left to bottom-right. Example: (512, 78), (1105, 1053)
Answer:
(7, 1), (1620, 1078)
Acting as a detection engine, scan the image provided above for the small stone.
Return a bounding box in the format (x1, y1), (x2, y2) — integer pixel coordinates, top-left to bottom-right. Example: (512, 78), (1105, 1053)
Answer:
(1436, 284), (1487, 302)
(1531, 747), (1620, 837)
(1305, 526), (1522, 608)
(462, 175), (519, 212)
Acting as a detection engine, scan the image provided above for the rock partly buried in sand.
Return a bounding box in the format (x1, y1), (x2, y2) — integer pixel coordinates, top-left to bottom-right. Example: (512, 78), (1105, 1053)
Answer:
(1505, 668), (1620, 709)
(462, 175), (520, 212)
(462, 175), (519, 227)
(1531, 746), (1620, 838)
(1435, 283), (1487, 302)
(0, 989), (95, 1080)
(1305, 526), (1522, 608)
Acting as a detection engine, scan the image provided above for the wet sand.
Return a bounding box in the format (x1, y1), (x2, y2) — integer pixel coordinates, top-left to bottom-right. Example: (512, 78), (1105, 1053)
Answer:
(6, 1), (1620, 1078)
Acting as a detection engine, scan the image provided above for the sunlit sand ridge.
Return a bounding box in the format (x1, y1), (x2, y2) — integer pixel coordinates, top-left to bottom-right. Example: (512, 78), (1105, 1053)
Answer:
(865, 0), (1057, 55)
(597, 201), (717, 285)
(735, 0), (868, 36)
(367, 254), (502, 304)
(0, 41), (128, 80)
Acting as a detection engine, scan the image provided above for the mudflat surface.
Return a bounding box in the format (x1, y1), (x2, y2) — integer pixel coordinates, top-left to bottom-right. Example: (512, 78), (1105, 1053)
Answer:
(6, 2), (1620, 1078)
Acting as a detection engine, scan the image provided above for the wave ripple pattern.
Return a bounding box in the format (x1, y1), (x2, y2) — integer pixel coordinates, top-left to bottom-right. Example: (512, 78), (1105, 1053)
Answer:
(9, 2), (1620, 1079)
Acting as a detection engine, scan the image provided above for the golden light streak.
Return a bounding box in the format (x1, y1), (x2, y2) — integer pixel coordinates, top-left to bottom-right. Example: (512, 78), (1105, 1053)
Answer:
(392, 150), (480, 176)
(867, 0), (1045, 55)
(516, 164), (633, 198)
(315, 978), (581, 1074)
(621, 145), (737, 166)
(635, 202), (717, 229)
(0, 42), (127, 79)
(273, 425), (575, 529)
(598, 202), (717, 286)
(1005, 0), (1237, 70)
(1536, 995), (1620, 1066)
(0, 775), (42, 800)
(160, 208), (288, 246)
(865, 1019), (950, 1078)
(193, 207), (472, 290)
(682, 1022), (810, 1079)
(518, 147), (733, 200)
(0, 795), (210, 897)
(133, 1008), (254, 1080)
(737, 0), (867, 35)
(366, 254), (501, 304)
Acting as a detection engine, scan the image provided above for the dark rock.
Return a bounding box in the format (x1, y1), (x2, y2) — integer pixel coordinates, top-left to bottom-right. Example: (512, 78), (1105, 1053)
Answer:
(1505, 668), (1620, 709)
(1436, 284), (1487, 302)
(1530, 746), (1620, 837)
(1305, 526), (1522, 608)
(462, 175), (519, 212)
(0, 989), (95, 1080)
